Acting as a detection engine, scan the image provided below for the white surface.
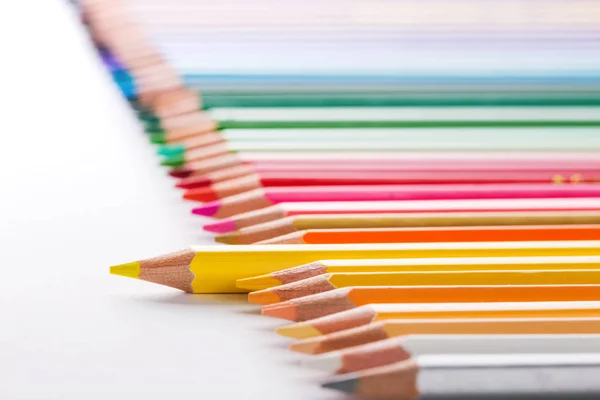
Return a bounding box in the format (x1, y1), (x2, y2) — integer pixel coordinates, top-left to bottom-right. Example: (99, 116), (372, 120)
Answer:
(0, 2), (337, 399)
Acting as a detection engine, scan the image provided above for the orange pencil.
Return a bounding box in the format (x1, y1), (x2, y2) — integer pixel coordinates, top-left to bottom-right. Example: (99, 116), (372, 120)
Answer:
(215, 211), (600, 244)
(257, 225), (600, 244)
(276, 301), (600, 339)
(247, 269), (600, 305)
(261, 285), (600, 321)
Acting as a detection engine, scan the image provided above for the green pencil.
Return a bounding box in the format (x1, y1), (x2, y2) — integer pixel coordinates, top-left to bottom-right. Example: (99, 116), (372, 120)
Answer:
(145, 106), (600, 143)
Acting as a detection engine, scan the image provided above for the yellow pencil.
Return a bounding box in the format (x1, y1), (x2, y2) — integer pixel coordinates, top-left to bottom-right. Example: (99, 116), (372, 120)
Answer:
(109, 241), (600, 293)
(247, 269), (600, 305)
(237, 255), (600, 291)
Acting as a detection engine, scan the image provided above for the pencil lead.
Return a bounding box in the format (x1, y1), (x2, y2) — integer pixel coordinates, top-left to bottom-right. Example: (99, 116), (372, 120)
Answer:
(276, 323), (321, 339)
(261, 302), (298, 321)
(149, 133), (166, 144)
(110, 262), (141, 279)
(237, 275), (282, 291)
(183, 187), (218, 202)
(321, 376), (358, 394)
(176, 177), (210, 190)
(192, 202), (222, 217)
(248, 289), (282, 305)
(214, 234), (236, 245)
(157, 144), (185, 157)
(160, 156), (185, 167)
(168, 168), (192, 179)
(289, 338), (322, 354)
(203, 219), (237, 233)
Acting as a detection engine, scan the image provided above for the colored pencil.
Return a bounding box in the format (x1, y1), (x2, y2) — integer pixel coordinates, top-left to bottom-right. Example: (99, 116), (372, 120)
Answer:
(203, 198), (600, 233)
(109, 241), (600, 293)
(247, 269), (600, 305)
(258, 225), (600, 245)
(161, 137), (600, 166)
(146, 106), (600, 143)
(180, 169), (600, 198)
(305, 334), (600, 375)
(241, 255), (600, 291)
(290, 318), (600, 354)
(174, 157), (600, 185)
(159, 127), (600, 156)
(276, 301), (600, 339)
(199, 93), (600, 108)
(198, 92), (600, 108)
(321, 353), (600, 398)
(261, 285), (600, 322)
(191, 184), (600, 218)
(171, 151), (600, 178)
(215, 211), (600, 245)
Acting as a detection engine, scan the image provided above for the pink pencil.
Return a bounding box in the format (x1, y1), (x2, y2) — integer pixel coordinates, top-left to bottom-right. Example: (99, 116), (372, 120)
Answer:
(202, 197), (600, 233)
(169, 152), (600, 178)
(190, 183), (600, 219)
(176, 167), (600, 190)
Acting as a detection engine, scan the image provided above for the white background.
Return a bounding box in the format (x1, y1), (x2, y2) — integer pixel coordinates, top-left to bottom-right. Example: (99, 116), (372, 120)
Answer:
(0, 1), (342, 398)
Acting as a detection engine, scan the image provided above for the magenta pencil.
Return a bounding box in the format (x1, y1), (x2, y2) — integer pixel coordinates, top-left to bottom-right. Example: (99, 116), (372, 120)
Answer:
(190, 183), (600, 219)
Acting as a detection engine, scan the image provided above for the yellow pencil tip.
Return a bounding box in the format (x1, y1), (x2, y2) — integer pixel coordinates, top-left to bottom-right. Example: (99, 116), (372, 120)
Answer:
(276, 323), (322, 339)
(110, 262), (141, 279)
(237, 275), (283, 291)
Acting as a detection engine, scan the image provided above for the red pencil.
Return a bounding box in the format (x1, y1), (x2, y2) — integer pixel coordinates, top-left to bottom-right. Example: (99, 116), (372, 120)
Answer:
(176, 164), (600, 190)
(180, 169), (600, 198)
(190, 183), (600, 219)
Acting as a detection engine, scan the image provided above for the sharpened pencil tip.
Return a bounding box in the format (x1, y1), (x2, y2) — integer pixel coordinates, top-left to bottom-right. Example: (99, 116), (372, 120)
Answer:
(203, 219), (237, 233)
(237, 275), (283, 291)
(261, 303), (297, 321)
(192, 201), (222, 217)
(276, 323), (322, 339)
(110, 262), (141, 279)
(321, 377), (358, 394)
(247, 289), (282, 305)
(157, 144), (185, 157)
